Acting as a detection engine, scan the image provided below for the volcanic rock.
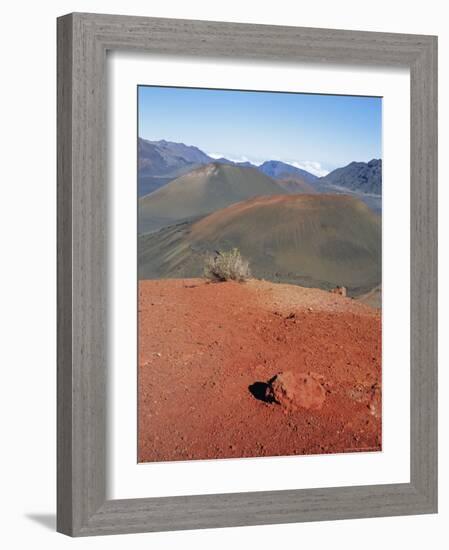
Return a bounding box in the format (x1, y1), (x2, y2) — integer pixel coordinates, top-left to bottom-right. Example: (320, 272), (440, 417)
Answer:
(266, 371), (326, 411)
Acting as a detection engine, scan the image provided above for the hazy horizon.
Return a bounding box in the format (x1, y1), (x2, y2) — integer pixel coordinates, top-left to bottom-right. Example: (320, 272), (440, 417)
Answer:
(138, 135), (383, 177)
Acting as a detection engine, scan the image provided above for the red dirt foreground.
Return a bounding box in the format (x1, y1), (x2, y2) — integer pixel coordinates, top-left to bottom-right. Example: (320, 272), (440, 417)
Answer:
(138, 279), (381, 462)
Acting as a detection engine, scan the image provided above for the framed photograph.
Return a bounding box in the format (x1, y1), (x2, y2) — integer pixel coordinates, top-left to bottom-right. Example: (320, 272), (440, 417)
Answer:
(57, 13), (437, 536)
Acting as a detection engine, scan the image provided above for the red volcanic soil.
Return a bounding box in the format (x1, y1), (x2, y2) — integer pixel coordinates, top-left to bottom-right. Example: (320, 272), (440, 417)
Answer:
(138, 279), (381, 462)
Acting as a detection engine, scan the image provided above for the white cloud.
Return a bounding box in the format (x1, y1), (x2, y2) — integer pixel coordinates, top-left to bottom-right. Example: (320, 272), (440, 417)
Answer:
(206, 152), (225, 159)
(206, 151), (330, 176)
(206, 152), (261, 165)
(288, 160), (329, 177)
(227, 155), (251, 164)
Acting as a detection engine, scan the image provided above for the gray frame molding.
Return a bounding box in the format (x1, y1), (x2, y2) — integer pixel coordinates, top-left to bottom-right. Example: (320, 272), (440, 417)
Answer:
(57, 12), (437, 536)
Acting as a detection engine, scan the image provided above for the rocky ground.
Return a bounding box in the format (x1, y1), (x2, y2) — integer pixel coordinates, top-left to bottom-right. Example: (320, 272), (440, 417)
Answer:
(138, 278), (381, 462)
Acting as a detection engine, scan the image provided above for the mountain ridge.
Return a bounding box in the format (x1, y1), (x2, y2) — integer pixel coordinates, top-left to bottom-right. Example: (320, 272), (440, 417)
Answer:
(138, 138), (382, 199)
(138, 138), (320, 193)
(320, 159), (382, 195)
(258, 160), (319, 183)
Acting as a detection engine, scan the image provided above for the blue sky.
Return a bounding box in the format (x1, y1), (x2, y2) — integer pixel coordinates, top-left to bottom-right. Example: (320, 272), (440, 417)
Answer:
(138, 86), (382, 176)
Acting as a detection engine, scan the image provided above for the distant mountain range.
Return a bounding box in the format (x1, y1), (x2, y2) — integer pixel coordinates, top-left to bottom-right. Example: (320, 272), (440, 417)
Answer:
(138, 138), (211, 176)
(257, 160), (318, 184)
(138, 138), (382, 198)
(320, 159), (382, 195)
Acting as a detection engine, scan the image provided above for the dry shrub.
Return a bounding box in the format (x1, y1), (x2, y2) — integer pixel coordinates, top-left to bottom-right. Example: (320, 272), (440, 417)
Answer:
(203, 248), (251, 282)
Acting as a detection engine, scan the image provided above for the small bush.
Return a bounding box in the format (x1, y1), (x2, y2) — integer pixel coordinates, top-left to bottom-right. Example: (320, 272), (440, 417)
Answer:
(203, 248), (251, 282)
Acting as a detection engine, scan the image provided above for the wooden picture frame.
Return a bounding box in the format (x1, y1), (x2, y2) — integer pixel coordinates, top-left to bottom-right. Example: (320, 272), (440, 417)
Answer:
(57, 12), (437, 536)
